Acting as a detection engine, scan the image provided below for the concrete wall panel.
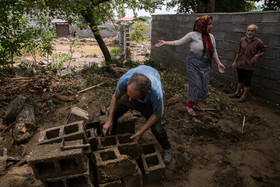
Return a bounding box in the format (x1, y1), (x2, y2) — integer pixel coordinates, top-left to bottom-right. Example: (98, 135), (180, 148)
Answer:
(151, 11), (280, 104)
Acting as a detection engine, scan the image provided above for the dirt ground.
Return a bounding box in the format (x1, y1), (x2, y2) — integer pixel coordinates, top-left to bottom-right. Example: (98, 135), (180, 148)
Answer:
(0, 38), (280, 187)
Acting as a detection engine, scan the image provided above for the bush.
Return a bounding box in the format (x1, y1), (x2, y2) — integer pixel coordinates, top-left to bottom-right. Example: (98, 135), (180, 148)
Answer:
(130, 21), (148, 42)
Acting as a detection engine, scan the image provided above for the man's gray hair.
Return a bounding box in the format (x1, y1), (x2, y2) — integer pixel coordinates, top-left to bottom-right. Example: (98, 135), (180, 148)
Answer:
(248, 24), (258, 31)
(127, 73), (151, 95)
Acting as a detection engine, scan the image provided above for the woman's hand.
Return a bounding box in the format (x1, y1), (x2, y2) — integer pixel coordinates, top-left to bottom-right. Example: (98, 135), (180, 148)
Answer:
(218, 63), (226, 73)
(154, 40), (165, 47)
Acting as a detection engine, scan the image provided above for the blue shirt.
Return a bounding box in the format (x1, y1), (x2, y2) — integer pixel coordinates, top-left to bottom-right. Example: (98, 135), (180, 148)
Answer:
(114, 65), (164, 117)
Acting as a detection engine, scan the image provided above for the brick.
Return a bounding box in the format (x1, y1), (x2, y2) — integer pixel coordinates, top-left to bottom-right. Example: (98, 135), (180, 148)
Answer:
(94, 147), (138, 183)
(67, 107), (89, 124)
(139, 142), (166, 185)
(41, 165), (94, 187)
(122, 164), (143, 187)
(29, 140), (88, 180)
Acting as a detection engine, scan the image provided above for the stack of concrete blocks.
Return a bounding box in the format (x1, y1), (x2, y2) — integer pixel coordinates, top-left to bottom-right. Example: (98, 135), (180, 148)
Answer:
(119, 25), (131, 60)
(94, 131), (166, 186)
(29, 106), (166, 186)
(139, 142), (166, 185)
(29, 139), (94, 187)
(29, 107), (97, 187)
(94, 147), (142, 187)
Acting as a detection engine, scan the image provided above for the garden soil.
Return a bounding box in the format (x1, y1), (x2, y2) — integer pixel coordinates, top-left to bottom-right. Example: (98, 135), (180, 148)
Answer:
(0, 38), (279, 187)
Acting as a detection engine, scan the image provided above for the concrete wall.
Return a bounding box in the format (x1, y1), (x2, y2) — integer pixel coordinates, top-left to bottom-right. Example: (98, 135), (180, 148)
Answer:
(71, 24), (152, 39)
(151, 11), (280, 104)
(70, 25), (119, 38)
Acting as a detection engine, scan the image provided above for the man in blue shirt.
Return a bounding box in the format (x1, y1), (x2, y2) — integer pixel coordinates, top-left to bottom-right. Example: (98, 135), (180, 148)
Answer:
(102, 65), (172, 164)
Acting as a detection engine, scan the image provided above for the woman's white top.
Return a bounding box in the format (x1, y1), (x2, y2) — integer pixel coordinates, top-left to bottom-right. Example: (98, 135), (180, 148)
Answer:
(174, 31), (218, 57)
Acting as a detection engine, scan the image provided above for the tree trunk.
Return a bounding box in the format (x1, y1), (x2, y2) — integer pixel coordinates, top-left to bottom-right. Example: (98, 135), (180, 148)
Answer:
(208, 0), (215, 12)
(81, 9), (111, 64)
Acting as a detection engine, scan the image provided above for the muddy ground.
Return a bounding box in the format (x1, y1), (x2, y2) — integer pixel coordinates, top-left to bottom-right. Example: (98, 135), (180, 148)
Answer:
(0, 38), (280, 187)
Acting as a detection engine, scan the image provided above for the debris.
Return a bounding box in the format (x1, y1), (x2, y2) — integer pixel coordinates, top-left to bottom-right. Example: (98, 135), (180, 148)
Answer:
(57, 68), (72, 77)
(78, 82), (104, 94)
(20, 58), (33, 67)
(54, 94), (75, 102)
(5, 95), (26, 124)
(0, 147), (7, 175)
(0, 119), (6, 131)
(13, 105), (36, 143)
(242, 116), (246, 134)
(67, 107), (89, 124)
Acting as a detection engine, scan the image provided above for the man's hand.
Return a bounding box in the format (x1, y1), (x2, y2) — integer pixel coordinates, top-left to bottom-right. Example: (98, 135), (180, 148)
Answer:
(130, 131), (143, 141)
(250, 56), (258, 65)
(102, 121), (113, 136)
(232, 61), (237, 69)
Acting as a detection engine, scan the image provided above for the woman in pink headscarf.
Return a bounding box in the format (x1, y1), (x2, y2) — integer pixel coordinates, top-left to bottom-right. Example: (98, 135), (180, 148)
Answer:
(155, 15), (225, 116)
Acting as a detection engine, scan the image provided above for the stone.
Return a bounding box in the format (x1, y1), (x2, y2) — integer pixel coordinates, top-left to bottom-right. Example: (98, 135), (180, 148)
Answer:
(5, 95), (26, 123)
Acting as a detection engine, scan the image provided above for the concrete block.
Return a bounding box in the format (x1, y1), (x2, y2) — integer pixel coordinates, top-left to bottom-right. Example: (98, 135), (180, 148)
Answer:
(29, 140), (88, 180)
(98, 136), (117, 149)
(263, 25), (280, 35)
(42, 164), (93, 187)
(231, 14), (247, 23)
(115, 118), (136, 134)
(97, 133), (139, 160)
(99, 180), (122, 187)
(215, 23), (234, 33)
(245, 13), (263, 23)
(38, 120), (100, 145)
(232, 23), (247, 33)
(262, 12), (280, 23)
(217, 14), (232, 23)
(85, 120), (101, 135)
(266, 47), (278, 58)
(67, 107), (89, 124)
(38, 121), (85, 145)
(268, 36), (280, 47)
(117, 134), (139, 160)
(139, 142), (166, 185)
(122, 164), (143, 187)
(94, 147), (138, 183)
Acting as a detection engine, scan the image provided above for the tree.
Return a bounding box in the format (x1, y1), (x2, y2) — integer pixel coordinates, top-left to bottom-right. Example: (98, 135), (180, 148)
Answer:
(23, 0), (164, 64)
(262, 0), (280, 10)
(0, 0), (41, 72)
(167, 0), (256, 13)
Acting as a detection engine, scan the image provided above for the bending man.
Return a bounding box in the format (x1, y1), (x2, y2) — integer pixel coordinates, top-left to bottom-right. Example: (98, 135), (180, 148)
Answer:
(102, 65), (172, 164)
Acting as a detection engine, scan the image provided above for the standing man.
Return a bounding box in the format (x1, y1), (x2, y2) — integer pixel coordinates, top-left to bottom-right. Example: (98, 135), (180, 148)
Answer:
(230, 24), (266, 102)
(102, 65), (172, 164)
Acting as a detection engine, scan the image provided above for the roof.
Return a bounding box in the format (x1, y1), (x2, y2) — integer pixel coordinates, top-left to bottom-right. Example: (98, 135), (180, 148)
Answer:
(51, 19), (67, 23)
(118, 17), (146, 21)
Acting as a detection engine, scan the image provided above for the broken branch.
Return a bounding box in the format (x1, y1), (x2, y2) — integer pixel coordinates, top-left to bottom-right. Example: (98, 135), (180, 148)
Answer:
(242, 116), (246, 134)
(78, 82), (104, 94)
